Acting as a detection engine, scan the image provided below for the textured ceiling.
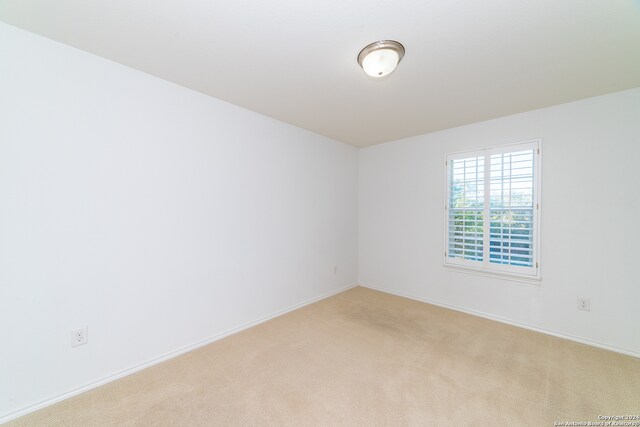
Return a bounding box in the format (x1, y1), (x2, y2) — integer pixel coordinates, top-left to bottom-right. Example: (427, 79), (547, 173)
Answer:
(1, 0), (640, 147)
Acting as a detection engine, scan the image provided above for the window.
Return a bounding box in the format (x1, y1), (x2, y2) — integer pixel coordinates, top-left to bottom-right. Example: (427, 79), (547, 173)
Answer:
(445, 140), (540, 279)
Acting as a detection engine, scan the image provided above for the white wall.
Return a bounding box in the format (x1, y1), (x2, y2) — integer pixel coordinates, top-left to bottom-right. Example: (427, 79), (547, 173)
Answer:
(0, 23), (358, 420)
(359, 87), (640, 356)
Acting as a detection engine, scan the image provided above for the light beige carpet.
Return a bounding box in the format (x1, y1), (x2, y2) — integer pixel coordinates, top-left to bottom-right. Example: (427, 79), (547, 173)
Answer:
(6, 287), (640, 426)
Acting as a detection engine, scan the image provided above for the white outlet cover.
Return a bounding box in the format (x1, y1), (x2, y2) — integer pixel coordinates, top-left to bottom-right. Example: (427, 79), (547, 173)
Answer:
(577, 298), (591, 312)
(71, 327), (88, 347)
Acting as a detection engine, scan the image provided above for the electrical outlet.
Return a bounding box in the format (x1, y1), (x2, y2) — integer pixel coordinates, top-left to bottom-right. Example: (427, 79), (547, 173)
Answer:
(71, 327), (88, 347)
(577, 298), (591, 312)
(333, 265), (338, 275)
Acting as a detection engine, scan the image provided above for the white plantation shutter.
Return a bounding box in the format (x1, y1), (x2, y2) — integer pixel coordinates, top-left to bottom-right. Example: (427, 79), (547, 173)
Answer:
(447, 156), (485, 263)
(489, 150), (534, 268)
(446, 141), (540, 278)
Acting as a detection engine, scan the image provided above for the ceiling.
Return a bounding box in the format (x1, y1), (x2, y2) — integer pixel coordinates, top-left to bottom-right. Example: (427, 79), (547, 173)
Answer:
(1, 1), (640, 147)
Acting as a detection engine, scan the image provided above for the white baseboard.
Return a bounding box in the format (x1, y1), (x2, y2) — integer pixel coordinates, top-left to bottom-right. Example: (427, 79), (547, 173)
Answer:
(359, 283), (640, 359)
(0, 284), (358, 425)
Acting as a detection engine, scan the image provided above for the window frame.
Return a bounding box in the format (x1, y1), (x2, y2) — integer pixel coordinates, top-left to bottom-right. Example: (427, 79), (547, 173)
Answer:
(443, 140), (542, 282)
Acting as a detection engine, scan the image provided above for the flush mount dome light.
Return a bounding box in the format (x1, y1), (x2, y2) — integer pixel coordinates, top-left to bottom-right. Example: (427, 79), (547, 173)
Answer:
(357, 40), (405, 78)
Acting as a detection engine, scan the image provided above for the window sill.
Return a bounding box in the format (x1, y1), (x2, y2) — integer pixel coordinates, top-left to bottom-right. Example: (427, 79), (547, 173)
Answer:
(442, 263), (542, 286)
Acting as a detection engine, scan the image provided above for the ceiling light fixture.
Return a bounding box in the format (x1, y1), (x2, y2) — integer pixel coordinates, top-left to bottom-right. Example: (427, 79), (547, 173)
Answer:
(357, 40), (405, 78)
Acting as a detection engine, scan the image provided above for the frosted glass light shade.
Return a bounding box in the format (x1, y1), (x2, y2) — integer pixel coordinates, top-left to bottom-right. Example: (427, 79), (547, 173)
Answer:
(361, 49), (400, 77)
(357, 40), (405, 78)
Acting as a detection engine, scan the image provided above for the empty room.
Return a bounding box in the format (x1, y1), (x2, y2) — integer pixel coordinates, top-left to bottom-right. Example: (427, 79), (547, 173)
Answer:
(1, 0), (639, 425)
